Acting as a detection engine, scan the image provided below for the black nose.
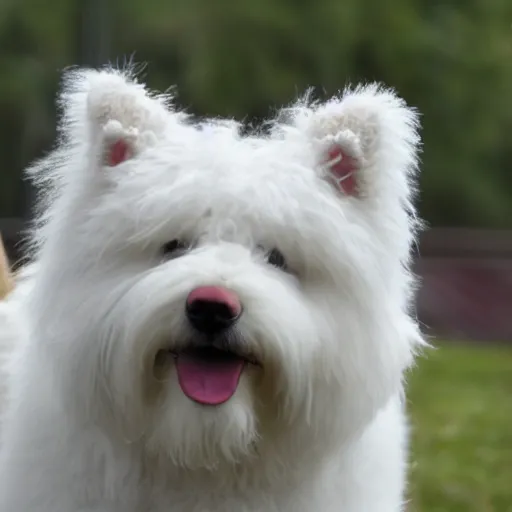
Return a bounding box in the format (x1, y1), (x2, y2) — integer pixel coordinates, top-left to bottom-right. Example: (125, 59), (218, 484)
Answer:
(186, 299), (241, 335)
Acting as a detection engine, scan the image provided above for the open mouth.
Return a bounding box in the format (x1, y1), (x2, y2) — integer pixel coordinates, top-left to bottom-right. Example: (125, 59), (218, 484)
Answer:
(173, 346), (254, 406)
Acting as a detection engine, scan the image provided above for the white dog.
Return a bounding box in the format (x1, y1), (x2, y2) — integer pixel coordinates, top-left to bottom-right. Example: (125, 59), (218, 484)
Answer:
(0, 67), (424, 511)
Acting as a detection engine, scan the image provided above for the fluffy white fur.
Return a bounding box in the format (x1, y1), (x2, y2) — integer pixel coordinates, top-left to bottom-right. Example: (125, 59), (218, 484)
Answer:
(0, 67), (424, 511)
(0, 263), (35, 409)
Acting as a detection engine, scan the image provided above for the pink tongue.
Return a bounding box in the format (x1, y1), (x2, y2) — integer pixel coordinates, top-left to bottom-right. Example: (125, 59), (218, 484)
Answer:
(176, 352), (245, 405)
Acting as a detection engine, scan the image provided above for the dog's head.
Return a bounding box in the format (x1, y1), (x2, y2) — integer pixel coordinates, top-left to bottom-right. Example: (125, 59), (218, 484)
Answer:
(27, 68), (423, 469)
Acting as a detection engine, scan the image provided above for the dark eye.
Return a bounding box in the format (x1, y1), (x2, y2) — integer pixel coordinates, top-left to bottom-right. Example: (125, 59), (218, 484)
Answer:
(267, 248), (287, 270)
(161, 239), (188, 259)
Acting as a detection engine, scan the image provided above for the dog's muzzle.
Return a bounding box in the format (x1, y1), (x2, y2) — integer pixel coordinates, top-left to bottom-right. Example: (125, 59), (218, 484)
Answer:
(166, 286), (255, 407)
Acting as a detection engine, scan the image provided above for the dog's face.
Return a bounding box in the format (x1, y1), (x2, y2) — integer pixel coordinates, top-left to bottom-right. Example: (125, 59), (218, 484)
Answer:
(28, 69), (423, 469)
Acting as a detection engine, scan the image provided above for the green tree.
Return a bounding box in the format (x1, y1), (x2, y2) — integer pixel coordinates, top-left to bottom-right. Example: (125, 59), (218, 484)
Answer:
(1, 0), (511, 227)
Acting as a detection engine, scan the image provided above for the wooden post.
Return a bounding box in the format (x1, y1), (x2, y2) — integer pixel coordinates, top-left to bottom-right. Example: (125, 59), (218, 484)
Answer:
(0, 234), (14, 299)
(77, 0), (110, 68)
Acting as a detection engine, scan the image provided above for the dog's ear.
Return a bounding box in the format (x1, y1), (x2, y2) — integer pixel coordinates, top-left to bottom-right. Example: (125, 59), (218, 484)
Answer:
(59, 67), (172, 171)
(283, 84), (421, 204)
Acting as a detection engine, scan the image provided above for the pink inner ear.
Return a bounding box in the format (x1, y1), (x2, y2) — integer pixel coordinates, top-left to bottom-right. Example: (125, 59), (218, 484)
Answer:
(107, 139), (131, 167)
(326, 145), (359, 196)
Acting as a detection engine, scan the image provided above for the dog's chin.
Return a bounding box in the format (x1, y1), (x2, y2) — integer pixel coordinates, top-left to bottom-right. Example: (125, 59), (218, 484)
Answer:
(146, 341), (262, 470)
(146, 369), (259, 470)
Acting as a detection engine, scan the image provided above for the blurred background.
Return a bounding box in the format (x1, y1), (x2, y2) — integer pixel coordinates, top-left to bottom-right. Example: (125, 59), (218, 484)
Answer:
(0, 0), (511, 510)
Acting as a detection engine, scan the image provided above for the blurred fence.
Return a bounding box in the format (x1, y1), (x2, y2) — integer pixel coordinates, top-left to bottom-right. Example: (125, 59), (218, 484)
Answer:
(1, 219), (511, 342)
(415, 229), (512, 342)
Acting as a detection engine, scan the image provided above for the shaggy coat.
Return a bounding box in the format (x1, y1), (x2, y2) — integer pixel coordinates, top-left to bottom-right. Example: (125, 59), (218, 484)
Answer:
(0, 68), (424, 511)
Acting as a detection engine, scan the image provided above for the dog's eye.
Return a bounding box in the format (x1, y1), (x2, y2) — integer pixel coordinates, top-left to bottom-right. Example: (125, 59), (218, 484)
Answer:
(267, 248), (287, 270)
(161, 239), (188, 259)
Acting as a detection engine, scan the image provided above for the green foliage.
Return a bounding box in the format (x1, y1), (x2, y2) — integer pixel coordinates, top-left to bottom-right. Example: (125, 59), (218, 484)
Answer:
(1, 0), (511, 226)
(408, 344), (512, 511)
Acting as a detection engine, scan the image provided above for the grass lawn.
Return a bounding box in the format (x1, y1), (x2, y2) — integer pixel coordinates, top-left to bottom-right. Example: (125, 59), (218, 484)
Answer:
(407, 343), (512, 512)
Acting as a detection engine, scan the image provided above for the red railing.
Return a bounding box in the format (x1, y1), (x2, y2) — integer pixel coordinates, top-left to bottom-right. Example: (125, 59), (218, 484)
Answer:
(415, 229), (512, 342)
